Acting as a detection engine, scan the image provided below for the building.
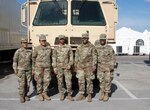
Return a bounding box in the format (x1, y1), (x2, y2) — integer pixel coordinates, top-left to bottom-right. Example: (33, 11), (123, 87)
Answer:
(111, 27), (150, 55)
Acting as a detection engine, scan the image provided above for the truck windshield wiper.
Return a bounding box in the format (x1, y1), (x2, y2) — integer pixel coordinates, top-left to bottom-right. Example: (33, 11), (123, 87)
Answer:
(78, 0), (87, 10)
(52, 0), (63, 12)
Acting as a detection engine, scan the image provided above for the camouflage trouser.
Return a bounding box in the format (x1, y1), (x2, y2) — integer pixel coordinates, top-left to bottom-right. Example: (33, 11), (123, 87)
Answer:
(76, 69), (95, 94)
(17, 70), (32, 96)
(34, 67), (51, 94)
(110, 70), (114, 81)
(56, 68), (72, 94)
(97, 70), (111, 93)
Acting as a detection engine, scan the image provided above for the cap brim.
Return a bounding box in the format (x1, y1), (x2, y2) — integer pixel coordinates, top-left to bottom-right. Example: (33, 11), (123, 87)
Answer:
(39, 39), (46, 41)
(82, 37), (89, 38)
(59, 38), (65, 40)
(99, 39), (106, 41)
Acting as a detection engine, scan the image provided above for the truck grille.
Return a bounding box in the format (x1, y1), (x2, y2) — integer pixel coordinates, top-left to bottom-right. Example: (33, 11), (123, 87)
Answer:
(70, 37), (82, 44)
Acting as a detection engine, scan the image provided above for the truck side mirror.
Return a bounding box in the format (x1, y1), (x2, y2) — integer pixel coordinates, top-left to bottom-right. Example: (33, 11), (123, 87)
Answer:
(21, 3), (27, 27)
(21, 7), (26, 23)
(114, 6), (118, 23)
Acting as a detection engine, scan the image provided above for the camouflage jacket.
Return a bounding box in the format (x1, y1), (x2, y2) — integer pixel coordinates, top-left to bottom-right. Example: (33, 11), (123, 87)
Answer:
(96, 44), (116, 70)
(32, 45), (52, 68)
(52, 44), (73, 69)
(13, 48), (32, 71)
(75, 42), (97, 69)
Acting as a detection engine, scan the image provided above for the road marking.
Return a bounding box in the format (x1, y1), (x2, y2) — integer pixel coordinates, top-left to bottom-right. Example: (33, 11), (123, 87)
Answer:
(0, 98), (150, 101)
(130, 62), (147, 67)
(114, 80), (138, 99)
(93, 98), (150, 101)
(0, 98), (19, 101)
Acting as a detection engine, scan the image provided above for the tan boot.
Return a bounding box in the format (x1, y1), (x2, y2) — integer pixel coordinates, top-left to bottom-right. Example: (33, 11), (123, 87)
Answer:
(25, 96), (30, 101)
(67, 94), (74, 101)
(103, 92), (109, 102)
(76, 94), (85, 101)
(99, 91), (104, 101)
(87, 94), (92, 102)
(20, 95), (25, 103)
(60, 93), (65, 101)
(38, 94), (44, 101)
(42, 92), (51, 101)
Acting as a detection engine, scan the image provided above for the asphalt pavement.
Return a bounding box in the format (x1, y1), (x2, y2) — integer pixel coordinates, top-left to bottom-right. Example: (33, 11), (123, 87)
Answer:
(0, 56), (150, 110)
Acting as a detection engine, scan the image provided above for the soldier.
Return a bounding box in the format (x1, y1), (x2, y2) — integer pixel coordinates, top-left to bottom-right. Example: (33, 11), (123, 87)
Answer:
(96, 34), (116, 101)
(75, 33), (97, 102)
(13, 38), (32, 103)
(32, 42), (50, 92)
(32, 35), (52, 101)
(52, 35), (74, 101)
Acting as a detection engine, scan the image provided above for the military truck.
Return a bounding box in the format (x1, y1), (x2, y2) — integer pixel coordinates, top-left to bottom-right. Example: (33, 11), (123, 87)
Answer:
(0, 0), (26, 61)
(21, 0), (118, 49)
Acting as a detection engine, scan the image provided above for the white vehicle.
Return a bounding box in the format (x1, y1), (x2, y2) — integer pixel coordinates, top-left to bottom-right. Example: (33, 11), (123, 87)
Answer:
(0, 0), (26, 60)
(21, 0), (118, 49)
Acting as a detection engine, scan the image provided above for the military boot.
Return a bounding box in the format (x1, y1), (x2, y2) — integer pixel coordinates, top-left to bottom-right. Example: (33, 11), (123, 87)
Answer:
(42, 92), (51, 101)
(67, 94), (74, 101)
(20, 95), (25, 103)
(76, 94), (85, 101)
(87, 94), (92, 102)
(60, 93), (65, 101)
(99, 91), (105, 101)
(103, 92), (109, 102)
(38, 94), (44, 101)
(25, 92), (30, 101)
(25, 96), (30, 101)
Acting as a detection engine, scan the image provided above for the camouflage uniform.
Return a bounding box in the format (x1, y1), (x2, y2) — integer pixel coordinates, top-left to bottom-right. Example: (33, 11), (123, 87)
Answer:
(52, 35), (74, 101)
(75, 33), (97, 101)
(13, 38), (32, 102)
(32, 35), (52, 101)
(96, 34), (116, 101)
(32, 42), (50, 91)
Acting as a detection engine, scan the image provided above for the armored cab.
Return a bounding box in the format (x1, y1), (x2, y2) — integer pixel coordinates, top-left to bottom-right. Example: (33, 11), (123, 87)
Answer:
(21, 0), (118, 49)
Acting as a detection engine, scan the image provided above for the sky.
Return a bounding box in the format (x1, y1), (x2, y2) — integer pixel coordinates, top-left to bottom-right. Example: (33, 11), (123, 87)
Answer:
(17, 0), (150, 32)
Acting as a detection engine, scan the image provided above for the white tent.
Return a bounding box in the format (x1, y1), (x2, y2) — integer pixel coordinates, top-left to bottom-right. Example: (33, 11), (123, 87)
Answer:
(111, 27), (150, 55)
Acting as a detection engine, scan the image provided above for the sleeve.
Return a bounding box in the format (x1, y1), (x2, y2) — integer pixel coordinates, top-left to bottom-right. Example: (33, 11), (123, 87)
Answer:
(12, 50), (19, 72)
(52, 48), (57, 68)
(32, 47), (38, 69)
(109, 46), (116, 78)
(110, 46), (116, 68)
(74, 47), (79, 68)
(92, 46), (97, 68)
(68, 47), (73, 66)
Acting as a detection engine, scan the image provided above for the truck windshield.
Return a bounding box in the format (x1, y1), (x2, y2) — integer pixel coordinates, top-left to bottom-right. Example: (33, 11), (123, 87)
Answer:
(33, 1), (67, 26)
(71, 1), (106, 26)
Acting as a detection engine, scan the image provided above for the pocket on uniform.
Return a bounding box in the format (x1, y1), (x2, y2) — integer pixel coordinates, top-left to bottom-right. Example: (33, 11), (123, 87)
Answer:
(34, 67), (42, 75)
(90, 74), (95, 80)
(34, 74), (39, 81)
(76, 70), (84, 79)
(17, 70), (23, 78)
(97, 73), (104, 81)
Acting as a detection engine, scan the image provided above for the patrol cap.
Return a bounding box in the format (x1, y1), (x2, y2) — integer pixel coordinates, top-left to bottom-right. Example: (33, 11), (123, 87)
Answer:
(58, 35), (66, 40)
(39, 34), (47, 41)
(82, 33), (89, 38)
(99, 34), (107, 40)
(21, 38), (28, 43)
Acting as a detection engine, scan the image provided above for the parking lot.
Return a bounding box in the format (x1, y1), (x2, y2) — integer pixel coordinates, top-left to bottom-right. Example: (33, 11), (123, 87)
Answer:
(0, 56), (150, 110)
